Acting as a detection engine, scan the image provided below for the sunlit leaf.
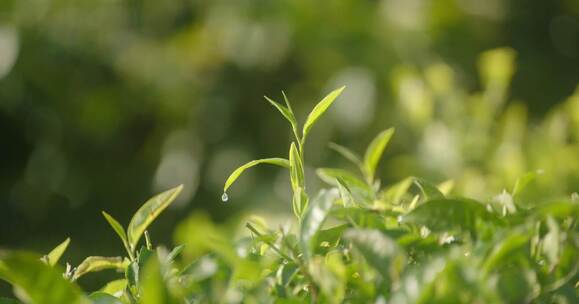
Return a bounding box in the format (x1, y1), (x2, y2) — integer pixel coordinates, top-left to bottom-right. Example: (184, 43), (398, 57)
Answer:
(302, 86), (345, 143)
(437, 179), (455, 196)
(72, 256), (127, 281)
(224, 158), (290, 193)
(401, 198), (488, 234)
(413, 178), (445, 201)
(512, 171), (538, 197)
(300, 190), (337, 260)
(316, 168), (371, 193)
(99, 279), (127, 297)
(43, 238), (70, 266)
(363, 128), (394, 182)
(315, 224), (349, 250)
(276, 263), (299, 287)
(292, 186), (309, 219)
(336, 177), (354, 207)
(0, 252), (87, 304)
(379, 177), (413, 206)
(289, 142), (304, 192)
(532, 201), (579, 219)
(140, 257), (179, 304)
(88, 292), (123, 304)
(308, 253), (346, 304)
(127, 185), (183, 251)
(344, 229), (404, 279)
(482, 232), (530, 275)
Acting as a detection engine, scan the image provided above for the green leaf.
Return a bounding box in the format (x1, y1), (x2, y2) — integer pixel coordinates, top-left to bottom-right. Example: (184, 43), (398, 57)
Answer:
(292, 186), (309, 219)
(88, 292), (124, 304)
(308, 254), (346, 304)
(0, 298), (21, 304)
(127, 185), (183, 251)
(344, 229), (404, 279)
(99, 279), (127, 296)
(101, 211), (131, 257)
(276, 262), (299, 295)
(72, 256), (127, 281)
(532, 200), (579, 219)
(281, 91), (294, 112)
(316, 168), (370, 192)
(125, 247), (154, 294)
(314, 224), (349, 249)
(332, 207), (392, 230)
(401, 198), (488, 234)
(166, 245), (184, 263)
(379, 177), (413, 206)
(437, 180), (455, 196)
(44, 237), (70, 266)
(140, 258), (179, 304)
(299, 190), (336, 260)
(265, 95), (300, 142)
(413, 177), (445, 201)
(328, 142), (362, 168)
(482, 233), (530, 275)
(302, 86), (345, 144)
(289, 142), (305, 192)
(223, 158), (290, 193)
(363, 128), (394, 182)
(0, 252), (87, 304)
(336, 177), (354, 207)
(512, 171), (537, 197)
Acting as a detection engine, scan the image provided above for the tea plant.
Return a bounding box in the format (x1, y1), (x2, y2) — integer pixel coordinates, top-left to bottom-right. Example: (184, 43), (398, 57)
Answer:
(1, 87), (578, 303)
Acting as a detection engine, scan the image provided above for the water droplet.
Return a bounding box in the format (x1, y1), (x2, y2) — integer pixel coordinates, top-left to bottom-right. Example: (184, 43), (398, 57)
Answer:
(282, 259), (288, 265)
(221, 192), (229, 202)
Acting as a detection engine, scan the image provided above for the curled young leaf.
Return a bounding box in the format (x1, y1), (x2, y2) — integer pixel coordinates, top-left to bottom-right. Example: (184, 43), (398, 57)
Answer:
(224, 158), (290, 193)
(72, 256), (128, 281)
(289, 142), (305, 192)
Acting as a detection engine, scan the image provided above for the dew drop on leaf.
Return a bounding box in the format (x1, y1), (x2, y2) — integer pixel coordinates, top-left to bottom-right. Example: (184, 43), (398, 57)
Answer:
(221, 192), (229, 203)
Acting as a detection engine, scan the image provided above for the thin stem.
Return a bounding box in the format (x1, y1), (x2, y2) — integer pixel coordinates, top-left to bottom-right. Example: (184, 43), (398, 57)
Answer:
(245, 223), (293, 262)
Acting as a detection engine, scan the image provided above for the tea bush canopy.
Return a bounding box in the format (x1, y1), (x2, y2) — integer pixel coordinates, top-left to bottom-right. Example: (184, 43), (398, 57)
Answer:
(0, 0), (578, 303)
(1, 87), (578, 303)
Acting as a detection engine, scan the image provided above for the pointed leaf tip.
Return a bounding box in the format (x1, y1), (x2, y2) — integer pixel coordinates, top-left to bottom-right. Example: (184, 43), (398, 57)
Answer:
(127, 185), (183, 251)
(302, 86), (346, 143)
(223, 158), (290, 193)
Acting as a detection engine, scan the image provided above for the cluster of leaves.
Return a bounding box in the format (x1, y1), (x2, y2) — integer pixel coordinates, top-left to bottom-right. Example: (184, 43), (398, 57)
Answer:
(1, 87), (578, 303)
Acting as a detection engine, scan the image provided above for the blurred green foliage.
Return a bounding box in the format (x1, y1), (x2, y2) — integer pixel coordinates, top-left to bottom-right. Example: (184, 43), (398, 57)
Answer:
(0, 0), (578, 294)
